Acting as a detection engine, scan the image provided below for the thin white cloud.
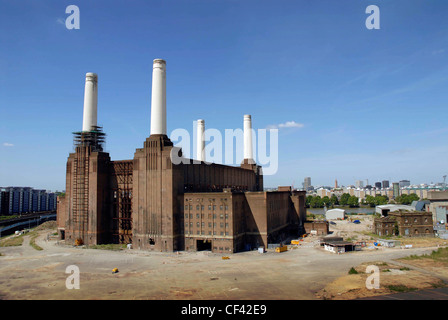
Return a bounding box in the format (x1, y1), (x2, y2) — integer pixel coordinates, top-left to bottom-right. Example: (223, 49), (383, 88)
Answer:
(3, 142), (14, 147)
(432, 49), (445, 55)
(56, 18), (65, 26)
(267, 121), (304, 130)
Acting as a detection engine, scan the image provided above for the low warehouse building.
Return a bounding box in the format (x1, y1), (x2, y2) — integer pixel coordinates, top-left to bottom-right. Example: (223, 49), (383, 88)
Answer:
(325, 208), (345, 220)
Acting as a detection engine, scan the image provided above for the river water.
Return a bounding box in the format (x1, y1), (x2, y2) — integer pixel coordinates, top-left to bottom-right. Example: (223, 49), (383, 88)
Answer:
(307, 207), (376, 216)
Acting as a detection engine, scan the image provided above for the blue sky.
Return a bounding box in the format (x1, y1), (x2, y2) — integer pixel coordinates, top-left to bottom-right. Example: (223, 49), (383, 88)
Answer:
(0, 0), (447, 191)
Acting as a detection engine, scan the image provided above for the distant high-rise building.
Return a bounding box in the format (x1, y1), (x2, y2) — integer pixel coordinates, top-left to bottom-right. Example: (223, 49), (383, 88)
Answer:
(0, 187), (58, 215)
(399, 180), (411, 188)
(393, 182), (400, 198)
(382, 180), (390, 189)
(355, 180), (364, 189)
(303, 177), (312, 191)
(335, 179), (338, 189)
(375, 182), (382, 189)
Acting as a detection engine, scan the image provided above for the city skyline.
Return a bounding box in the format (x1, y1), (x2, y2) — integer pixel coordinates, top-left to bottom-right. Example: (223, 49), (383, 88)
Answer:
(1, 1), (448, 190)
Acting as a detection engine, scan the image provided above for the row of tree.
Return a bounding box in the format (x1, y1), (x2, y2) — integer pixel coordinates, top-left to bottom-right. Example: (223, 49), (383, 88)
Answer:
(306, 192), (421, 209)
(306, 193), (360, 208)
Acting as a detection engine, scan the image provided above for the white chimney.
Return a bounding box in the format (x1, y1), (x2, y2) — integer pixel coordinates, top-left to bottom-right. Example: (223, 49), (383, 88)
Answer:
(196, 119), (205, 162)
(244, 114), (254, 162)
(150, 59), (167, 135)
(82, 73), (98, 132)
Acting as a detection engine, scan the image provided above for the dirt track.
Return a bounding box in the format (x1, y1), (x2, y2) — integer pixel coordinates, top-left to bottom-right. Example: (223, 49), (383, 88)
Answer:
(1, 225), (446, 300)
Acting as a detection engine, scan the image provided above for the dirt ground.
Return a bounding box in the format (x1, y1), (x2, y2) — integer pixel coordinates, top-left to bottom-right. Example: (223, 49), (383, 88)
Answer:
(315, 215), (448, 300)
(316, 260), (447, 300)
(328, 214), (448, 247)
(1, 222), (447, 300)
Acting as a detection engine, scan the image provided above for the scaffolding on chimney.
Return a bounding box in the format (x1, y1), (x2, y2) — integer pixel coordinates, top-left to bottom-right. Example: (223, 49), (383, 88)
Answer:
(71, 145), (90, 244)
(72, 126), (106, 152)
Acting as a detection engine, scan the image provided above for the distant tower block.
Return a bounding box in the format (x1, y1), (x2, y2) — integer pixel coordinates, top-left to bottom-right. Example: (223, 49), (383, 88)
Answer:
(335, 179), (338, 189)
(150, 59), (167, 136)
(82, 73), (98, 132)
(243, 114), (255, 164)
(196, 119), (205, 162)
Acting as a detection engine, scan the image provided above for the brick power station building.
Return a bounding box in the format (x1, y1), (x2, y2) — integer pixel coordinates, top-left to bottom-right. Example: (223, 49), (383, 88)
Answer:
(57, 59), (306, 253)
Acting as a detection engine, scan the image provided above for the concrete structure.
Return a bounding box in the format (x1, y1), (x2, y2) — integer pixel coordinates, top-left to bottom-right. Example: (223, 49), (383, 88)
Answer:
(196, 119), (205, 162)
(325, 208), (345, 220)
(57, 59), (307, 253)
(82, 73), (98, 132)
(150, 59), (167, 135)
(243, 114), (254, 163)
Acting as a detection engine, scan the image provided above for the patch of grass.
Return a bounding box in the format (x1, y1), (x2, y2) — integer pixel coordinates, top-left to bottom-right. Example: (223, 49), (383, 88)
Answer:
(382, 269), (391, 272)
(0, 215), (19, 221)
(0, 234), (24, 247)
(86, 244), (127, 251)
(430, 281), (447, 288)
(348, 267), (359, 274)
(29, 233), (43, 251)
(402, 247), (448, 263)
(386, 285), (418, 293)
(399, 267), (411, 271)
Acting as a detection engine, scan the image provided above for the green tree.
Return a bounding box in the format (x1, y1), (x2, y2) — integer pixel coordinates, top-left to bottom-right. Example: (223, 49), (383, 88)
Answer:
(330, 194), (339, 206)
(374, 195), (388, 205)
(310, 196), (324, 208)
(340, 193), (351, 206)
(347, 195), (359, 207)
(365, 195), (375, 207)
(322, 196), (331, 206)
(306, 195), (313, 207)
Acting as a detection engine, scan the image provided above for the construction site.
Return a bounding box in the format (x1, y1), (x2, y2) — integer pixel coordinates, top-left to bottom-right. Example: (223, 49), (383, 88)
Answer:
(0, 220), (447, 300)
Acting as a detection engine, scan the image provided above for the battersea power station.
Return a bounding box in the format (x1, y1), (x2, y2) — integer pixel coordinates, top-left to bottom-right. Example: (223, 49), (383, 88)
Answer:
(57, 59), (307, 253)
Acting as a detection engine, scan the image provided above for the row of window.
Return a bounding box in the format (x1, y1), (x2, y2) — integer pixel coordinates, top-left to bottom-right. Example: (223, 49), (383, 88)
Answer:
(186, 230), (230, 236)
(187, 222), (229, 228)
(185, 204), (229, 211)
(185, 213), (229, 220)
